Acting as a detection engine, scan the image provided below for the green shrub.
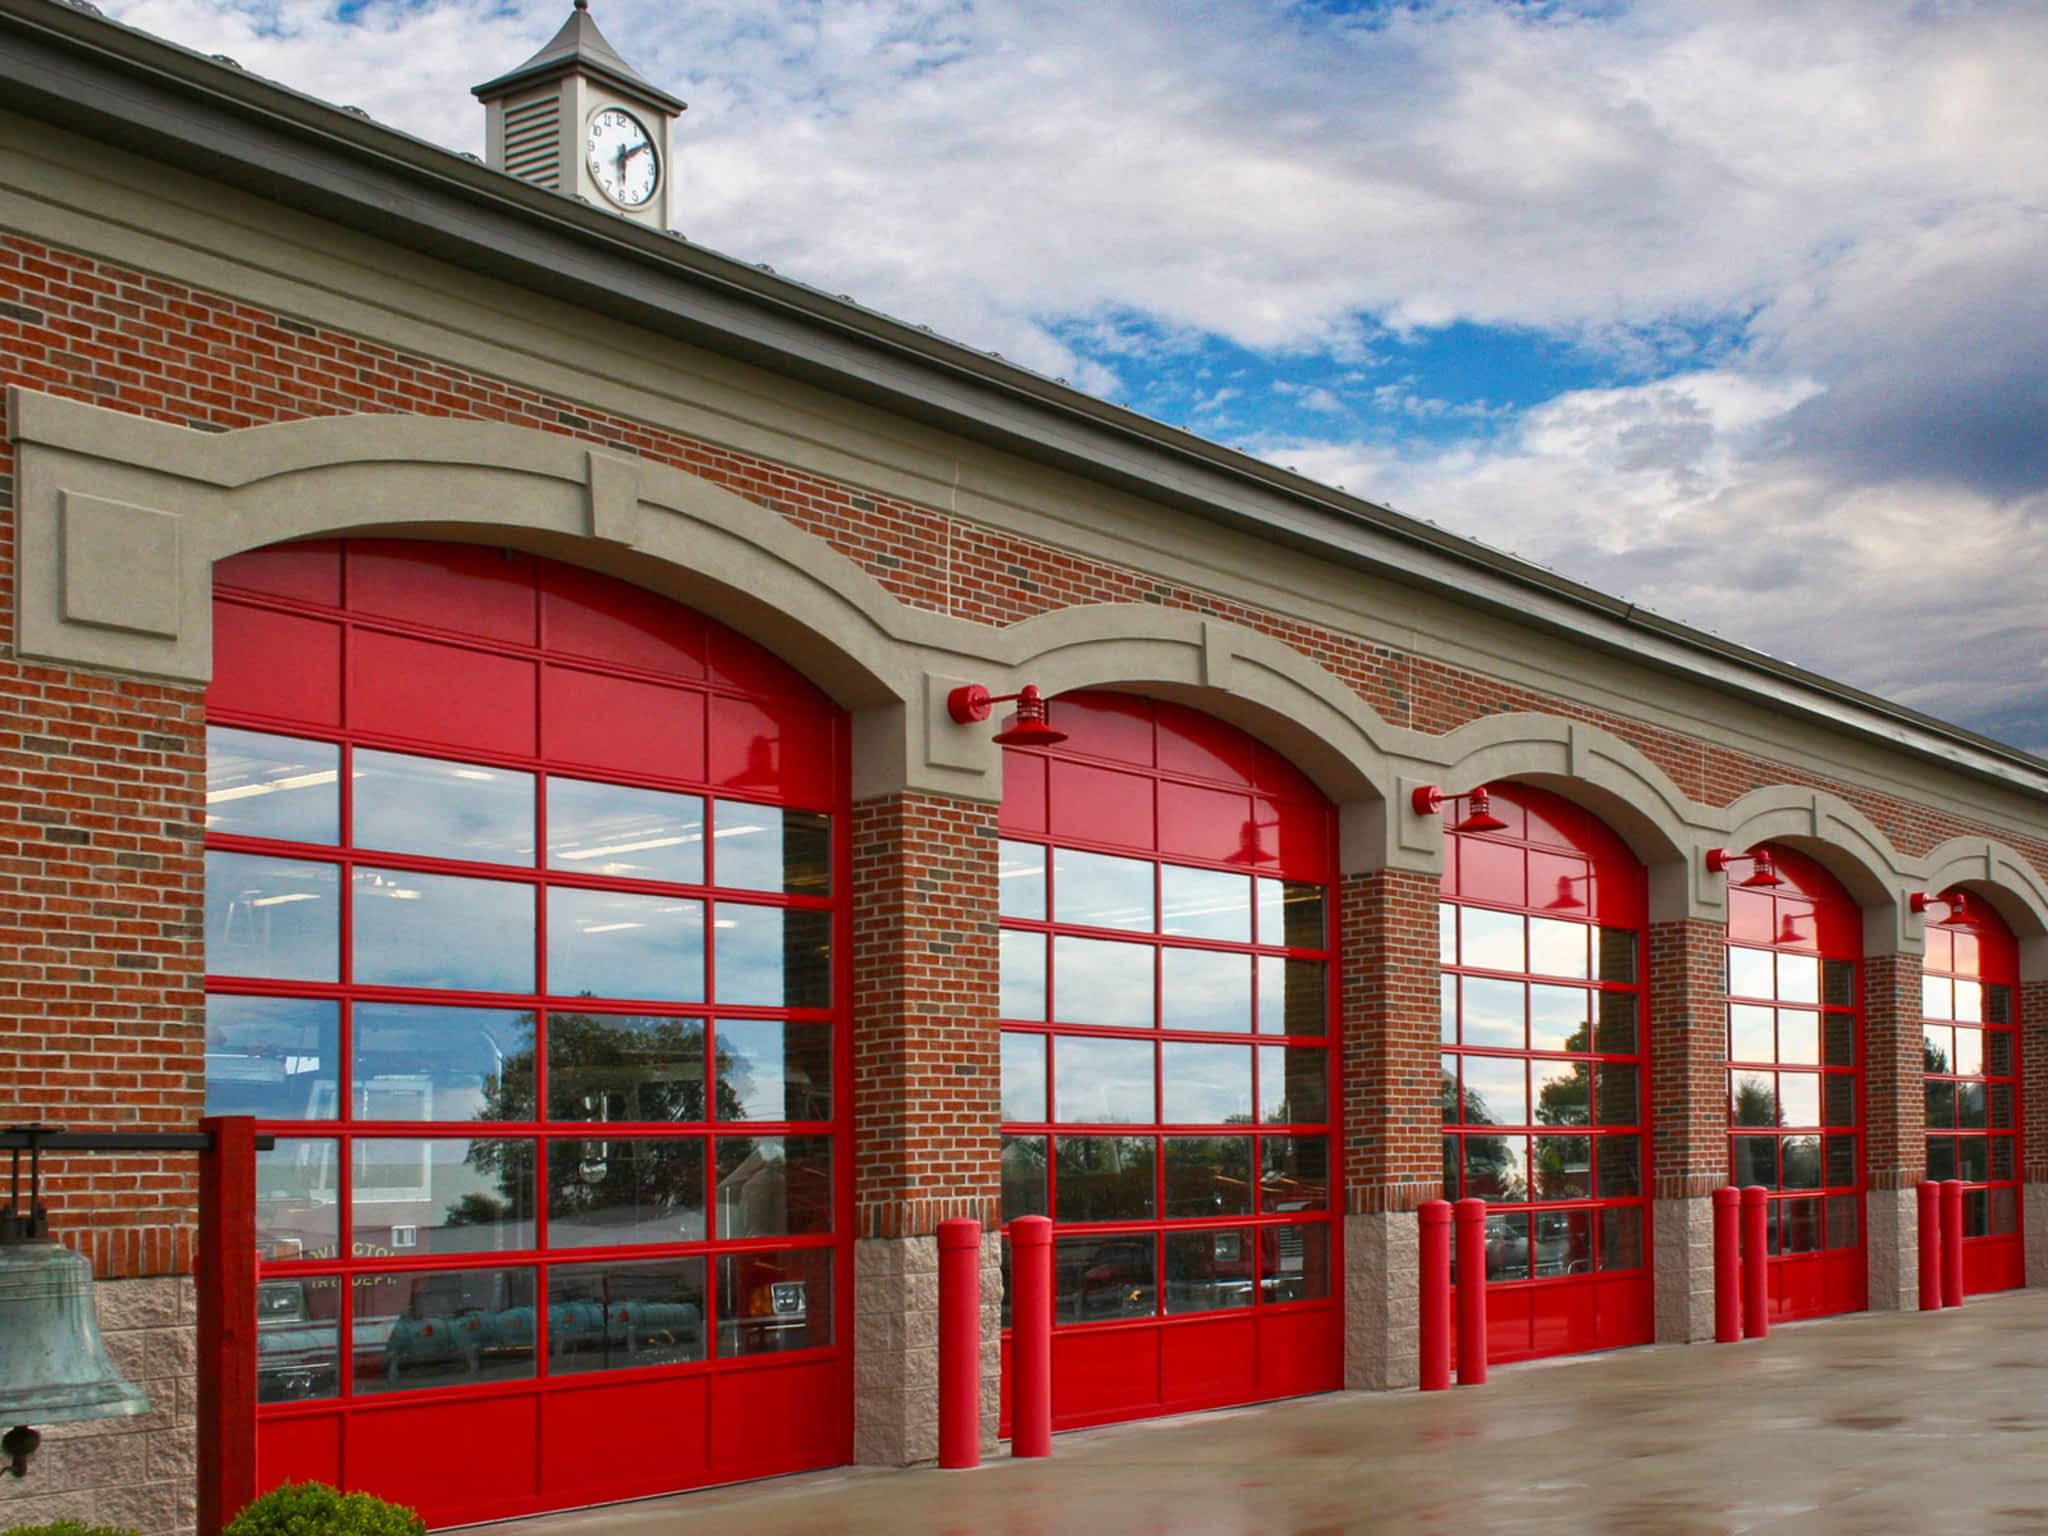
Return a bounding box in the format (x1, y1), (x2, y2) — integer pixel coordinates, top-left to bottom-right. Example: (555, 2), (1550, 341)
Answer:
(225, 1481), (425, 1536)
(2, 1523), (142, 1536)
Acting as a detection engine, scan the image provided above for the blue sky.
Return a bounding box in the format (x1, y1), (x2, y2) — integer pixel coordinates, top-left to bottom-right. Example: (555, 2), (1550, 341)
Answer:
(99, 0), (2048, 755)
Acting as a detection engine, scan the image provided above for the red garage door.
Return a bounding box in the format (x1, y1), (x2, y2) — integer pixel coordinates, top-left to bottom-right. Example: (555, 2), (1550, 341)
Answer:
(997, 692), (1341, 1430)
(203, 540), (849, 1527)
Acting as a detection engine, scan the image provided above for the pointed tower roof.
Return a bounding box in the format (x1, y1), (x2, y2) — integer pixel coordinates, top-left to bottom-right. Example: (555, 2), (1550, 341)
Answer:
(472, 0), (685, 113)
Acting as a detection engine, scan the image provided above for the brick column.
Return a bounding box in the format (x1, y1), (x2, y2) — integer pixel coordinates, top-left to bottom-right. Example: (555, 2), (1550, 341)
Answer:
(1863, 952), (1924, 1310)
(2022, 980), (2048, 1286)
(1647, 918), (1727, 1342)
(1338, 867), (1440, 1389)
(848, 792), (1001, 1464)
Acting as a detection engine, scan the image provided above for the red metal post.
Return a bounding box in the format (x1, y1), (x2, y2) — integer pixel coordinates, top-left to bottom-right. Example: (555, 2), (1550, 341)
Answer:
(1740, 1185), (1769, 1339)
(1418, 1200), (1452, 1391)
(197, 1115), (258, 1536)
(1712, 1186), (1742, 1343)
(1940, 1179), (1965, 1308)
(1452, 1197), (1488, 1386)
(1918, 1180), (1943, 1310)
(937, 1218), (983, 1469)
(1008, 1215), (1053, 1457)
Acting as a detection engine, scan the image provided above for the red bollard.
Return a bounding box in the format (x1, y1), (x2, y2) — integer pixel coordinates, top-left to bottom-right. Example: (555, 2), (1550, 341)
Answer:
(1712, 1186), (1742, 1343)
(937, 1217), (983, 1469)
(1941, 1179), (1965, 1308)
(1740, 1185), (1770, 1339)
(1008, 1215), (1053, 1458)
(1453, 1197), (1489, 1386)
(1418, 1200), (1453, 1391)
(1918, 1180), (1943, 1310)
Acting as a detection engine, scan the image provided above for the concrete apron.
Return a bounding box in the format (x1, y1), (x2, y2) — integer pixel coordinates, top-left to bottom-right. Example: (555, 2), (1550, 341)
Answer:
(472, 1289), (2048, 1536)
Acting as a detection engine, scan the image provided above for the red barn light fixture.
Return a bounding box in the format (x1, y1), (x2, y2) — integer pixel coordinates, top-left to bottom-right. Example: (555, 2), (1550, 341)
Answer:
(1910, 890), (1972, 923)
(1452, 786), (1509, 834)
(1706, 847), (1783, 888)
(947, 683), (1068, 747)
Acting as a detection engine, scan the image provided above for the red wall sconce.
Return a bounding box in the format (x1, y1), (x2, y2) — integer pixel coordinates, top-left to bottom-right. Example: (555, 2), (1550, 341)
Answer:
(1411, 783), (1509, 833)
(1910, 890), (1972, 923)
(1706, 847), (1783, 888)
(947, 683), (1068, 748)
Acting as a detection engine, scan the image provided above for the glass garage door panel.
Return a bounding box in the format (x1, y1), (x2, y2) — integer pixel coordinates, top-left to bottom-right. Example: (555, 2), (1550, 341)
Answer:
(207, 540), (849, 1529)
(998, 691), (1339, 1432)
(1439, 784), (1652, 1365)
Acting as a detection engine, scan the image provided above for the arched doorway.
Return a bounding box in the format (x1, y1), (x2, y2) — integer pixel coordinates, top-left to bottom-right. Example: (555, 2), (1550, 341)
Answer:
(202, 539), (850, 1526)
(996, 691), (1340, 1429)
(1438, 783), (1652, 1362)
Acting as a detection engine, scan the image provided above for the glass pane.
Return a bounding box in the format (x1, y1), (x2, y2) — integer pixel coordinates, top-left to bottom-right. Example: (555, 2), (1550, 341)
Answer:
(547, 778), (702, 885)
(1728, 1004), (1774, 1063)
(1260, 1136), (1328, 1212)
(256, 1140), (338, 1261)
(1164, 1227), (1257, 1312)
(1781, 1135), (1822, 1190)
(713, 802), (830, 894)
(1438, 903), (1457, 965)
(1460, 1056), (1527, 1127)
(1824, 1013), (1856, 1067)
(1777, 1072), (1819, 1127)
(714, 1136), (831, 1237)
(549, 1258), (706, 1374)
(1781, 1197), (1823, 1255)
(1442, 1056), (1461, 1123)
(1259, 1045), (1326, 1124)
(1927, 1136), (1956, 1181)
(1162, 1137), (1254, 1218)
(352, 749), (533, 865)
(356, 867), (534, 993)
(548, 1013), (705, 1122)
(1527, 918), (1589, 979)
(1053, 1036), (1155, 1124)
(1461, 979), (1525, 1050)
(1926, 1080), (1956, 1129)
(1991, 1084), (2014, 1129)
(1484, 1212), (1530, 1280)
(353, 1004), (534, 1124)
(1596, 1135), (1640, 1198)
(1440, 975), (1458, 1044)
(1776, 1010), (1819, 1065)
(1595, 1063), (1639, 1127)
(206, 728), (338, 843)
(1958, 1136), (1988, 1183)
(1827, 1195), (1859, 1250)
(1259, 880), (1325, 948)
(1534, 1209), (1593, 1278)
(1992, 1137), (2015, 1181)
(1052, 937), (1154, 1028)
(1823, 1074), (1855, 1128)
(1460, 908), (1524, 972)
(255, 1278), (339, 1403)
(205, 995), (338, 1119)
(1953, 1027), (1984, 1076)
(1001, 1031), (1048, 1122)
(1598, 1206), (1643, 1271)
(1957, 1082), (1987, 1129)
(1595, 992), (1638, 1055)
(1923, 973), (1953, 1021)
(1732, 1073), (1776, 1127)
(1442, 1137), (1461, 1201)
(1258, 956), (1326, 1035)
(1529, 986), (1592, 1053)
(1002, 1135), (1048, 1219)
(1823, 960), (1856, 1008)
(1990, 1186), (2017, 1236)
(1825, 1135), (1856, 1188)
(714, 1020), (831, 1123)
(1161, 1041), (1252, 1124)
(547, 888), (701, 1002)
(1160, 947), (1252, 1032)
(1533, 1135), (1590, 1200)
(206, 852), (340, 982)
(1777, 954), (1819, 1005)
(717, 1248), (831, 1355)
(998, 840), (1047, 921)
(1987, 1031), (2014, 1077)
(1923, 1026), (1953, 1074)
(1963, 1187), (1988, 1238)
(1732, 1136), (1776, 1188)
(1465, 1136), (1528, 1203)
(1054, 1135), (1155, 1223)
(1055, 1233), (1156, 1321)
(1987, 985), (2013, 1026)
(1597, 929), (1637, 984)
(1262, 1223), (1330, 1303)
(1532, 1059), (1590, 1128)
(351, 1266), (536, 1395)
(1160, 866), (1251, 942)
(547, 1137), (705, 1246)
(1728, 947), (1774, 1000)
(713, 904), (831, 1008)
(1054, 850), (1154, 931)
(1954, 980), (1983, 1024)
(1001, 930), (1046, 1020)
(350, 1138), (535, 1256)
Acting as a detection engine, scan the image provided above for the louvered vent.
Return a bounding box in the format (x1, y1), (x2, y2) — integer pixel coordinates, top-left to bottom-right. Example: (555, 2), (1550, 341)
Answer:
(502, 92), (561, 188)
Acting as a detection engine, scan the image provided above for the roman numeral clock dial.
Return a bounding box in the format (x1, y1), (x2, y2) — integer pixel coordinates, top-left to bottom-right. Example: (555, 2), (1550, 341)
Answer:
(586, 106), (658, 208)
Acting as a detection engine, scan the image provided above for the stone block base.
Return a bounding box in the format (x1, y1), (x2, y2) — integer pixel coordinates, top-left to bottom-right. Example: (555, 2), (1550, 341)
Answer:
(852, 1231), (1003, 1466)
(1343, 1209), (1418, 1390)
(1652, 1195), (1714, 1343)
(2026, 1182), (2048, 1288)
(1866, 1186), (1917, 1310)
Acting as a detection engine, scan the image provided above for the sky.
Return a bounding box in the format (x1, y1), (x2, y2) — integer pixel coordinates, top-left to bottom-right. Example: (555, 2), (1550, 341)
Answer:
(94, 0), (2048, 756)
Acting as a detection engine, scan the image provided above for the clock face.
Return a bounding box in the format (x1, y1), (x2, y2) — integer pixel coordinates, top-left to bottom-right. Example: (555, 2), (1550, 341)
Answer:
(586, 107), (658, 209)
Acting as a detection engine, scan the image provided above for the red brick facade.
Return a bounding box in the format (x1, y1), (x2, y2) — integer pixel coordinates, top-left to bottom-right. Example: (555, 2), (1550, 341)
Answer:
(2024, 979), (2048, 1183)
(1648, 919), (1731, 1199)
(1339, 868), (1441, 1213)
(1864, 953), (1928, 1192)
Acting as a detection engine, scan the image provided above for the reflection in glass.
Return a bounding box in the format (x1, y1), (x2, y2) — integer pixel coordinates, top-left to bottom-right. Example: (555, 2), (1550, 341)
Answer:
(1923, 1026), (1952, 1074)
(715, 1020), (831, 1123)
(1529, 987), (1591, 1053)
(1596, 992), (1638, 1055)
(1161, 1041), (1251, 1124)
(1053, 1036), (1154, 1124)
(206, 852), (340, 982)
(1532, 1059), (1590, 1128)
(1991, 1084), (2014, 1128)
(1527, 918), (1588, 979)
(1002, 1136), (1048, 1219)
(713, 802), (829, 894)
(1823, 1074), (1856, 1128)
(1441, 975), (1459, 1044)
(1597, 1136), (1640, 1198)
(1776, 1010), (1819, 1065)
(354, 867), (533, 993)
(1053, 850), (1154, 931)
(1534, 1209), (1592, 1277)
(1732, 1136), (1776, 1188)
(1164, 1228), (1255, 1312)
(548, 1013), (704, 1122)
(1780, 1198), (1823, 1254)
(1599, 1207), (1643, 1271)
(1260, 1136), (1328, 1211)
(1056, 1233), (1156, 1321)
(714, 904), (831, 1009)
(1461, 1056), (1527, 1127)
(1781, 1135), (1821, 1189)
(717, 1248), (831, 1356)
(206, 995), (338, 1119)
(1958, 1136), (1988, 1182)
(1988, 1030), (2014, 1076)
(1461, 908), (1524, 972)
(353, 1004), (534, 1124)
(350, 1139), (534, 1256)
(547, 887), (701, 1002)
(1484, 1212), (1530, 1280)
(1731, 1073), (1776, 1127)
(1922, 973), (1952, 1021)
(1052, 937), (1154, 1028)
(1160, 866), (1250, 942)
(1827, 1196), (1859, 1250)
(1954, 980), (1982, 1024)
(1728, 947), (1773, 1001)
(549, 1257), (706, 1374)
(1002, 1031), (1048, 1123)
(1927, 1136), (1955, 1181)
(1823, 960), (1857, 1009)
(1926, 1080), (1956, 1129)
(1468, 1138), (1528, 1201)
(1728, 1004), (1774, 1063)
(255, 1278), (338, 1403)
(1258, 880), (1325, 949)
(256, 1140), (338, 1261)
(1596, 1063), (1638, 1127)
(1264, 1222), (1330, 1302)
(1533, 1136), (1590, 1200)
(714, 1136), (831, 1237)
(1259, 1045), (1326, 1124)
(1824, 1013), (1856, 1067)
(1442, 1056), (1461, 1124)
(351, 1266), (536, 1395)
(547, 1138), (705, 1247)
(1438, 903), (1457, 966)
(1054, 1136), (1154, 1223)
(352, 749), (534, 865)
(206, 728), (338, 844)
(999, 840), (1047, 921)
(1825, 1135), (1856, 1187)
(1161, 947), (1251, 1032)
(1776, 1072), (1819, 1127)
(1001, 930), (1046, 1020)
(1461, 979), (1525, 1049)
(547, 778), (703, 885)
(1257, 957), (1326, 1035)
(1597, 929), (1637, 984)
(1777, 954), (1819, 1006)
(1953, 1026), (1983, 1076)
(1163, 1138), (1254, 1217)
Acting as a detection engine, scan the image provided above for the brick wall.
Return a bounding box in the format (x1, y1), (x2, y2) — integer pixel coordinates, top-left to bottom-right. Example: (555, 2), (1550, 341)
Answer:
(2024, 980), (2048, 1183)
(1648, 920), (1733, 1198)
(1339, 868), (1441, 1213)
(1864, 953), (1927, 1191)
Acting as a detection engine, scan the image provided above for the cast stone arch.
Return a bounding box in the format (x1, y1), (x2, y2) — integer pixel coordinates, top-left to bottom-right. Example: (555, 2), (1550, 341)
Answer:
(1720, 785), (1910, 953)
(1917, 837), (2048, 978)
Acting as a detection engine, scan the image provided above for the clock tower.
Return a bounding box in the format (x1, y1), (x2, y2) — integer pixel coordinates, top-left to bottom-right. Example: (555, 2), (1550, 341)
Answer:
(473, 0), (686, 231)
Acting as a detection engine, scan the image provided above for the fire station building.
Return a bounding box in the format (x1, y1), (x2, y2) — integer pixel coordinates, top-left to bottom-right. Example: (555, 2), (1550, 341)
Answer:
(2, 2), (2047, 1531)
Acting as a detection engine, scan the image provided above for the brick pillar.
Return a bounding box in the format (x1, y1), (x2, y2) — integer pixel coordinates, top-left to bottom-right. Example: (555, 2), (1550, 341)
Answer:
(848, 792), (1001, 1464)
(2022, 980), (2048, 1286)
(1863, 952), (1924, 1309)
(1647, 918), (1727, 1342)
(1339, 867), (1440, 1389)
